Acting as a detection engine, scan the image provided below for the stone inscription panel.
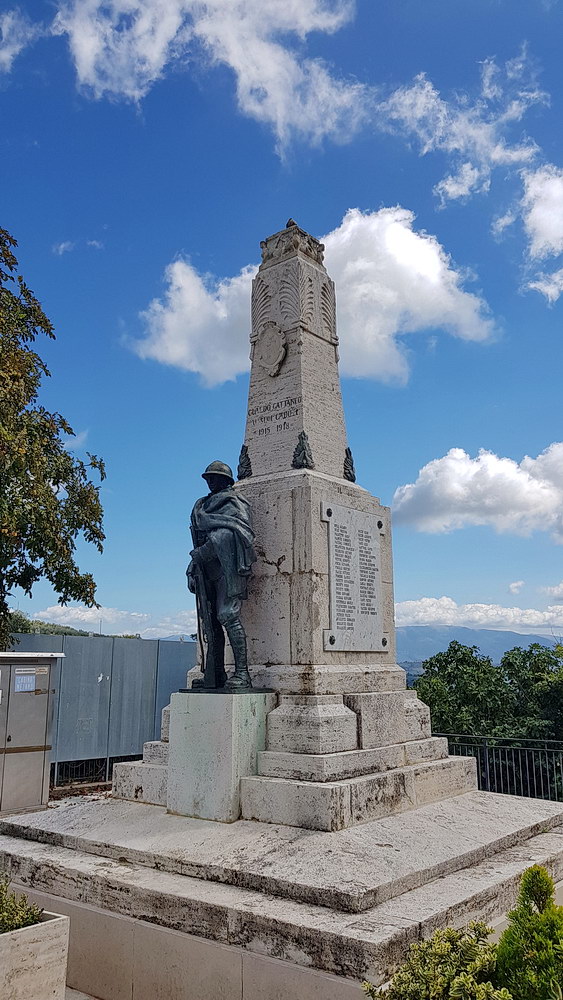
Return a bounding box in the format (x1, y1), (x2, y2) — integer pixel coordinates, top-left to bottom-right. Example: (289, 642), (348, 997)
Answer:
(321, 502), (383, 652)
(246, 393), (302, 440)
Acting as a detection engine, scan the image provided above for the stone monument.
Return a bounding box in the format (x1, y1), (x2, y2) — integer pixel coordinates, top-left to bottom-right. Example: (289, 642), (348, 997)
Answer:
(4, 222), (563, 1000)
(231, 218), (475, 829)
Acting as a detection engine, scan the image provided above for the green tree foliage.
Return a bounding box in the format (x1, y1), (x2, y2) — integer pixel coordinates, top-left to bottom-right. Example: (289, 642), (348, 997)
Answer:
(415, 641), (563, 738)
(495, 865), (563, 1000)
(0, 875), (43, 933)
(362, 922), (511, 999)
(0, 228), (105, 651)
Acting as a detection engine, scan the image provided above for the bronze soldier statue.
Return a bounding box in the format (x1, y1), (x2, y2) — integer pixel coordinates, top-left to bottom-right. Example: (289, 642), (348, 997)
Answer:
(187, 461), (256, 691)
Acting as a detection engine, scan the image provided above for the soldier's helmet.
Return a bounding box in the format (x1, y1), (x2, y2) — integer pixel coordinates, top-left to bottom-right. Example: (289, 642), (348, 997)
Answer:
(202, 460), (234, 485)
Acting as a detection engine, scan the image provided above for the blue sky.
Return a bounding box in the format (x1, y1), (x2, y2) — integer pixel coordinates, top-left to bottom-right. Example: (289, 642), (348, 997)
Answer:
(3, 0), (563, 637)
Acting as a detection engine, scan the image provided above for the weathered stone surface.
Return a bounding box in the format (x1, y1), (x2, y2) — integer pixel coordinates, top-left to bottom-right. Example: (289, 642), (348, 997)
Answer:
(3, 818), (563, 989)
(112, 762), (167, 806)
(5, 792), (563, 915)
(266, 696), (358, 754)
(242, 756), (476, 831)
(0, 910), (69, 1000)
(257, 744), (408, 781)
(343, 692), (408, 749)
(403, 695), (432, 742)
(167, 691), (276, 821)
(243, 223), (347, 482)
(241, 775), (353, 831)
(161, 705), (170, 742)
(236, 471), (398, 685)
(404, 737), (449, 765)
(142, 741), (169, 765)
(256, 738), (448, 783)
(342, 691), (433, 750)
(412, 756), (477, 807)
(250, 663), (406, 695)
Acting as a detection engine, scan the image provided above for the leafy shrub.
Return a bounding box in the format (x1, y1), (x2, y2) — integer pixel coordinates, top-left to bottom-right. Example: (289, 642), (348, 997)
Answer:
(362, 922), (511, 999)
(0, 875), (43, 933)
(495, 865), (563, 1000)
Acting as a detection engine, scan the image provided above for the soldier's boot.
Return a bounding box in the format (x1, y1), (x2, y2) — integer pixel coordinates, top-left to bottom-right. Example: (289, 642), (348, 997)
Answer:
(193, 622), (227, 689)
(209, 622), (228, 689)
(223, 620), (252, 691)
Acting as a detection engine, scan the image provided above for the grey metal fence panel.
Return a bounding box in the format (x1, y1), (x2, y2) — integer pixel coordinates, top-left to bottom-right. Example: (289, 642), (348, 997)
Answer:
(108, 638), (158, 756)
(10, 634), (64, 754)
(57, 636), (113, 761)
(438, 733), (563, 802)
(9, 632), (196, 768)
(154, 641), (196, 736)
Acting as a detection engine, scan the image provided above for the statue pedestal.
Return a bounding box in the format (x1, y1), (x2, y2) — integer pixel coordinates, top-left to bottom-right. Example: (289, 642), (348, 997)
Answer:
(166, 691), (276, 822)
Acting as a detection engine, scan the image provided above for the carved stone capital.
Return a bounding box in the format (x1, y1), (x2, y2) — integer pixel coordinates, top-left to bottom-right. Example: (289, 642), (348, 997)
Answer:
(260, 224), (325, 268)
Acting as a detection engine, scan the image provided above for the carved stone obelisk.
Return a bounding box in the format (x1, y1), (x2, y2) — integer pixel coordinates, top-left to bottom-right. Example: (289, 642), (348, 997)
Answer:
(241, 221), (348, 481)
(234, 221), (477, 830)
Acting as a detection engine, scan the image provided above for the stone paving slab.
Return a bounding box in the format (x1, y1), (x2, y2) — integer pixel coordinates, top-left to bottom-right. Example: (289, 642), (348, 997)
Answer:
(4, 826), (563, 987)
(2, 791), (563, 912)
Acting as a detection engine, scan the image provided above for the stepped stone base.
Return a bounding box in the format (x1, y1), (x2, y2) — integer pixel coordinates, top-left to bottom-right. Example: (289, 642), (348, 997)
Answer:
(257, 736), (449, 781)
(242, 755), (476, 831)
(2, 793), (563, 998)
(112, 704), (170, 807)
(112, 762), (167, 807)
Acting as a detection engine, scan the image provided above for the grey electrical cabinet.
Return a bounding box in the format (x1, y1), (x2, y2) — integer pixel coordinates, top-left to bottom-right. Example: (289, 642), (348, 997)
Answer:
(0, 652), (63, 815)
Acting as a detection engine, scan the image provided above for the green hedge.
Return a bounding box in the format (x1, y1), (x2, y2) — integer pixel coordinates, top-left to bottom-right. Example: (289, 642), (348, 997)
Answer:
(363, 866), (563, 1000)
(0, 875), (43, 933)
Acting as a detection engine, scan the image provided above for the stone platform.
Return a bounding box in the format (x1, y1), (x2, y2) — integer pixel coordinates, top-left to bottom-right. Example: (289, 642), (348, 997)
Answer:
(3, 791), (563, 998)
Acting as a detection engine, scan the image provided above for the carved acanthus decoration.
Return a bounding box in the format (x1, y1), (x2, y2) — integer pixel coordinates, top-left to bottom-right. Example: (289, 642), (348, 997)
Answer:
(279, 269), (299, 326)
(251, 276), (271, 343)
(300, 271), (315, 328)
(321, 281), (336, 342)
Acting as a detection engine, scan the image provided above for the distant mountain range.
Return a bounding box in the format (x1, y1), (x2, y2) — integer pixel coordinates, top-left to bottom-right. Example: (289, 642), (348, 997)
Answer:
(397, 625), (556, 662)
(161, 625), (557, 686)
(397, 625), (557, 686)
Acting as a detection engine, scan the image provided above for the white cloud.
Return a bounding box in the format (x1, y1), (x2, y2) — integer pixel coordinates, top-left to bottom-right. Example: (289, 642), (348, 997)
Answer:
(393, 442), (563, 542)
(87, 239), (104, 250)
(491, 209), (517, 239)
(509, 580), (524, 594)
(134, 207), (494, 386)
(379, 50), (545, 205)
(0, 9), (41, 73)
(541, 582), (563, 599)
(396, 595), (563, 632)
(521, 164), (563, 260)
(52, 0), (367, 148)
(52, 240), (75, 255)
(33, 603), (197, 638)
(136, 260), (255, 386)
(527, 267), (563, 303)
(493, 164), (563, 302)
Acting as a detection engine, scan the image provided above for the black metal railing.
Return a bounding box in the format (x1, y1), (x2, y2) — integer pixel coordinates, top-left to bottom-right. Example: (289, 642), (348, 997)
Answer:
(437, 733), (563, 801)
(50, 754), (142, 788)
